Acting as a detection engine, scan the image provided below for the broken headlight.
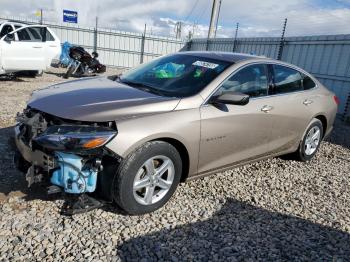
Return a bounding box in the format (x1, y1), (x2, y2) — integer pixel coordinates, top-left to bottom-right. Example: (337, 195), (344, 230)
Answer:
(33, 125), (116, 151)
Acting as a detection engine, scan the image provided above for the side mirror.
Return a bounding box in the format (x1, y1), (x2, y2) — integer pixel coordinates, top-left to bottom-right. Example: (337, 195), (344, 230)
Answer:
(210, 91), (250, 106)
(4, 33), (15, 42)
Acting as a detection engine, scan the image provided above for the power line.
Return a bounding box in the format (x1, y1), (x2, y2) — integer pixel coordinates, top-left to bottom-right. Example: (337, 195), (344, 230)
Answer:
(197, 0), (210, 22)
(184, 0), (201, 22)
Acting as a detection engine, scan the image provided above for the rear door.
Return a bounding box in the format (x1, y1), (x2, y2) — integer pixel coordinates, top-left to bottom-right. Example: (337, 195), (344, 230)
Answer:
(44, 28), (61, 67)
(198, 63), (275, 173)
(264, 64), (316, 154)
(1, 26), (47, 71)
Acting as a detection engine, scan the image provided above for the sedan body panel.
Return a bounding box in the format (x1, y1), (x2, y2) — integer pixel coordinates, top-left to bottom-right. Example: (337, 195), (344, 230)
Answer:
(261, 91), (316, 154)
(106, 107), (201, 177)
(198, 99), (273, 174)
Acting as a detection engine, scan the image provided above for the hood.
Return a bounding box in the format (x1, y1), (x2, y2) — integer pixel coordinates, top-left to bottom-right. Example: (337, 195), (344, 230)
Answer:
(28, 77), (180, 122)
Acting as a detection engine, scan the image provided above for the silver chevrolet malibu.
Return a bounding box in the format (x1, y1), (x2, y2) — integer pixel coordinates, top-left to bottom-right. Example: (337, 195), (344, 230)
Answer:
(14, 51), (338, 215)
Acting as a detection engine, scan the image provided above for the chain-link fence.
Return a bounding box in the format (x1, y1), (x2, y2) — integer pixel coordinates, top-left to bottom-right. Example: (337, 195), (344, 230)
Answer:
(0, 16), (185, 69)
(1, 15), (350, 118)
(185, 36), (350, 118)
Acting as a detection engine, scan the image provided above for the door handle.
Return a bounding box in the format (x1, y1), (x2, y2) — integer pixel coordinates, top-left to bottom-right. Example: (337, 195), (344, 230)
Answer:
(49, 45), (58, 47)
(261, 105), (274, 113)
(303, 99), (313, 105)
(32, 46), (43, 48)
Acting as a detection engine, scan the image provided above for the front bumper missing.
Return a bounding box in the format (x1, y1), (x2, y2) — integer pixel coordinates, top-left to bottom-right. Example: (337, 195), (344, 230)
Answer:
(14, 124), (105, 215)
(14, 124), (53, 169)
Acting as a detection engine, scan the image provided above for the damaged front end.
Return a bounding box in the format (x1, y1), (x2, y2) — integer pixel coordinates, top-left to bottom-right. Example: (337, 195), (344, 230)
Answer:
(14, 107), (118, 214)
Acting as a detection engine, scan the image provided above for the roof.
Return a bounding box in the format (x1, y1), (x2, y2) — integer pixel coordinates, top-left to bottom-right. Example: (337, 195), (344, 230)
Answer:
(180, 51), (266, 63)
(0, 20), (26, 26)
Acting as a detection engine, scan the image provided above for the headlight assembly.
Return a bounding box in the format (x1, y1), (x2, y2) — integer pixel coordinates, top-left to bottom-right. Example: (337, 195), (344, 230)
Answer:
(33, 125), (117, 151)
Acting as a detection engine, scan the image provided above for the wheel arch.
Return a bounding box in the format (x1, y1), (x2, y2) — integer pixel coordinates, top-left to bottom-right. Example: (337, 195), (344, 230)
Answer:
(299, 114), (327, 143)
(314, 114), (327, 138)
(151, 137), (190, 183)
(107, 132), (193, 183)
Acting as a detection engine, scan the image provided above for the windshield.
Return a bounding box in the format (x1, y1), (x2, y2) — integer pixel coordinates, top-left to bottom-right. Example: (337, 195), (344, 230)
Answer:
(119, 54), (232, 97)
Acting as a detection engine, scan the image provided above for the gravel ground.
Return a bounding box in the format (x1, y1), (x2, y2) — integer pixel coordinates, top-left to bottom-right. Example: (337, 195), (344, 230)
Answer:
(0, 70), (349, 261)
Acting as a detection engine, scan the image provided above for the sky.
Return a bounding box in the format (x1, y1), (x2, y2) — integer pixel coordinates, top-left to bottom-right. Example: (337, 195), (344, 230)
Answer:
(1, 0), (350, 38)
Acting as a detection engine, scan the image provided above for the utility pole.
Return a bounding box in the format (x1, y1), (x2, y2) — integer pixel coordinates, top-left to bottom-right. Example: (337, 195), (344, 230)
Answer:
(36, 8), (43, 24)
(232, 22), (239, 52)
(40, 9), (43, 24)
(277, 18), (288, 60)
(207, 0), (220, 39)
(214, 0), (222, 38)
(174, 22), (182, 39)
(93, 16), (98, 53)
(36, 8), (53, 24)
(140, 24), (147, 64)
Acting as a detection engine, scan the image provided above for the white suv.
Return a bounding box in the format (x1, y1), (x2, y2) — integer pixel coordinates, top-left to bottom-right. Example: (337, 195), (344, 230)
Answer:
(0, 21), (61, 75)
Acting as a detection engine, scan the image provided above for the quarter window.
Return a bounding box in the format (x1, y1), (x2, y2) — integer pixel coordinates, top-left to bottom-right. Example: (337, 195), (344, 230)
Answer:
(272, 65), (302, 94)
(218, 64), (268, 98)
(302, 74), (316, 90)
(46, 30), (55, 41)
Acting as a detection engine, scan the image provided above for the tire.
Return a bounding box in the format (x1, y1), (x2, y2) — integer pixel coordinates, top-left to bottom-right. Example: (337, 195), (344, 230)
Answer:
(112, 141), (182, 215)
(293, 118), (323, 162)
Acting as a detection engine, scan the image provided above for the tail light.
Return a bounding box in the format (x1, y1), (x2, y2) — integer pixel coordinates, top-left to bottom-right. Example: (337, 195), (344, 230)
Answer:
(333, 95), (340, 105)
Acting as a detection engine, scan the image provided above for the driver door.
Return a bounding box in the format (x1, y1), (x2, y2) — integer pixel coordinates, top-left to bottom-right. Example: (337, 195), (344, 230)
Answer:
(198, 63), (274, 173)
(1, 26), (47, 71)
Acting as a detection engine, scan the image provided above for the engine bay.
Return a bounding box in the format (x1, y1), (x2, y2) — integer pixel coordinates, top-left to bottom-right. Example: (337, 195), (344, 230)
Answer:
(14, 107), (119, 214)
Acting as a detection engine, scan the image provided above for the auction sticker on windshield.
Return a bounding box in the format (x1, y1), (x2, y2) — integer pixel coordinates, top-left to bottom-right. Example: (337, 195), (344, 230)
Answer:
(192, 61), (219, 69)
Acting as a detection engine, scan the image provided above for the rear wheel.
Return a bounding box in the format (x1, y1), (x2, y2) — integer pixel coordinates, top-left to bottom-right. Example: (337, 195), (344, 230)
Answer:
(293, 118), (323, 161)
(112, 141), (182, 215)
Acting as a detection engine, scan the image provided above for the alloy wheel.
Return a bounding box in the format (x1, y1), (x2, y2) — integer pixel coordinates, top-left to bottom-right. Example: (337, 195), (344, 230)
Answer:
(304, 126), (321, 156)
(133, 155), (175, 205)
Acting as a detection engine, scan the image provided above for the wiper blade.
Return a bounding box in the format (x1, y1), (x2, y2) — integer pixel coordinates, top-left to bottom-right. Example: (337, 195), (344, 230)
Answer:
(120, 80), (166, 96)
(108, 74), (121, 81)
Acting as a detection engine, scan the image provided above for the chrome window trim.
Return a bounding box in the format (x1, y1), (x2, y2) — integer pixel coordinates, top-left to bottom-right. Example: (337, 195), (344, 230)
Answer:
(202, 60), (318, 105)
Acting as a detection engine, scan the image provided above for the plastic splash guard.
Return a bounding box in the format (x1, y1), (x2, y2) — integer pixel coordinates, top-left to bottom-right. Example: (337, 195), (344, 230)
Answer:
(51, 152), (98, 194)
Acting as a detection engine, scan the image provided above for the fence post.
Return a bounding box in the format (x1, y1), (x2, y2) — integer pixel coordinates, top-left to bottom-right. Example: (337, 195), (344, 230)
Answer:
(277, 18), (287, 60)
(206, 39), (210, 51)
(343, 92), (350, 122)
(232, 22), (239, 52)
(187, 40), (192, 51)
(140, 24), (147, 64)
(93, 16), (98, 53)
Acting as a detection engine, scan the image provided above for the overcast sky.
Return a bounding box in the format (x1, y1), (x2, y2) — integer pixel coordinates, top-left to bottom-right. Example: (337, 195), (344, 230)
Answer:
(1, 0), (350, 38)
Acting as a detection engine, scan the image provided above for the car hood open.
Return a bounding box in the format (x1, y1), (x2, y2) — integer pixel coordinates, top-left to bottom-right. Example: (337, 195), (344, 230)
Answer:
(28, 77), (180, 122)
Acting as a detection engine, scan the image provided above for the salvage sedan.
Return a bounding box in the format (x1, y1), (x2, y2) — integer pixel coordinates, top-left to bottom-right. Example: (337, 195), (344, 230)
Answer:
(14, 51), (338, 215)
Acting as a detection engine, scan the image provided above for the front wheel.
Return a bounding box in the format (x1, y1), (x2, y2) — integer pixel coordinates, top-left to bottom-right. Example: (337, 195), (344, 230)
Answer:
(112, 141), (182, 215)
(293, 118), (323, 162)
